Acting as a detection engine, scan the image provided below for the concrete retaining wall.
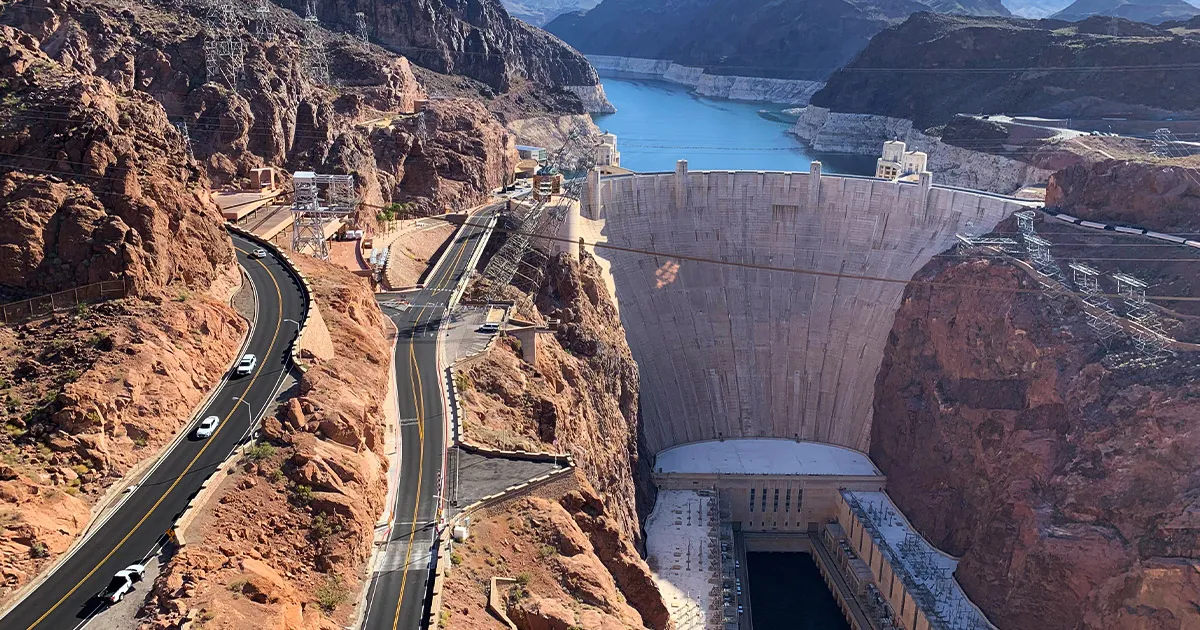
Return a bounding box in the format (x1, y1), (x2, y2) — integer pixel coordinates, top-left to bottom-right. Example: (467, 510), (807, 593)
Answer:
(590, 166), (1030, 455)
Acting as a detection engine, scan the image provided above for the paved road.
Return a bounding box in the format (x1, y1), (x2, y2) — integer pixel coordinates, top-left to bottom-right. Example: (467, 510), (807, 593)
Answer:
(0, 232), (307, 630)
(364, 208), (496, 630)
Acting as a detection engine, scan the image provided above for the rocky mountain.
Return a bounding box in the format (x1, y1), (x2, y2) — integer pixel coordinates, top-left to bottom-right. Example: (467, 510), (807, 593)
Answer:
(1047, 157), (1200, 232)
(502, 0), (601, 26)
(1052, 0), (1200, 23)
(872, 250), (1200, 630)
(1003, 0), (1073, 17)
(0, 0), (528, 214)
(810, 12), (1200, 127)
(0, 24), (248, 601)
(280, 0), (602, 94)
(545, 0), (1010, 81)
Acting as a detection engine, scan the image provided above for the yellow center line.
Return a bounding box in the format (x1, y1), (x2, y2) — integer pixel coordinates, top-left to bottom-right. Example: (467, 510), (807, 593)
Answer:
(390, 224), (475, 629)
(26, 248), (284, 630)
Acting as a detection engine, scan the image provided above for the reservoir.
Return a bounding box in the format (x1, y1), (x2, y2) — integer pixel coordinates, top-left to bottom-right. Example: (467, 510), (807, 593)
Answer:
(593, 77), (875, 175)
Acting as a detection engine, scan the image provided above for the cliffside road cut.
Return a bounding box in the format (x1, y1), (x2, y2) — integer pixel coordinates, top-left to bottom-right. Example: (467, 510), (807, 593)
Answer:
(0, 232), (307, 630)
(365, 206), (497, 630)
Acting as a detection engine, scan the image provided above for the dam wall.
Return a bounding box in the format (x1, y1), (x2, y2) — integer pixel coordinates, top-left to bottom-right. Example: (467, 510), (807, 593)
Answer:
(587, 164), (1032, 455)
(587, 55), (824, 105)
(790, 106), (1054, 194)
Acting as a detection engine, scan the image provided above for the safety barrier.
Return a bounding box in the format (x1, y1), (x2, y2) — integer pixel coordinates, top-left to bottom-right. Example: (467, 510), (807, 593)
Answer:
(0, 278), (129, 324)
(225, 222), (315, 372)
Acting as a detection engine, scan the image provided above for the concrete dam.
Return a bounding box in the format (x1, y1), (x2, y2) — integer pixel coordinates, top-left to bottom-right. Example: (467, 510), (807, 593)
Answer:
(583, 162), (1032, 455)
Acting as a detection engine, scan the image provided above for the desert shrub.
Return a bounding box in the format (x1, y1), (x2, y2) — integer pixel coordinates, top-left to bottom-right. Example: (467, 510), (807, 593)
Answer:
(245, 443), (276, 462)
(314, 574), (348, 613)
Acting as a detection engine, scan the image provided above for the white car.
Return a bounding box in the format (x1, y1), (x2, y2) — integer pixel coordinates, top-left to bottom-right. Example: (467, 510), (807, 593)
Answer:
(234, 354), (257, 377)
(250, 248), (268, 259)
(195, 415), (220, 439)
(98, 564), (145, 604)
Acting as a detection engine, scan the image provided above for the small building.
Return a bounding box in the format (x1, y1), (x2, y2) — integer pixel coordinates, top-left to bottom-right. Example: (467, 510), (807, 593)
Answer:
(514, 158), (539, 179)
(876, 140), (927, 181)
(516, 145), (548, 163)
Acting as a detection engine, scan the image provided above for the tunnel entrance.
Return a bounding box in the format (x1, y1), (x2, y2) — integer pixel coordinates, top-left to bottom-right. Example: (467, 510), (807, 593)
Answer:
(747, 552), (851, 630)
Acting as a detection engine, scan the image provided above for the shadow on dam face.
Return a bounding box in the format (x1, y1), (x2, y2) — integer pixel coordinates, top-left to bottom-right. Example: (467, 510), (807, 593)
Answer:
(590, 168), (1031, 454)
(748, 552), (850, 630)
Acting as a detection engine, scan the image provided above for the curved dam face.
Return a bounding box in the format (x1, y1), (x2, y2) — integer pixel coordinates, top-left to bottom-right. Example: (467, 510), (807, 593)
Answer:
(586, 164), (1030, 454)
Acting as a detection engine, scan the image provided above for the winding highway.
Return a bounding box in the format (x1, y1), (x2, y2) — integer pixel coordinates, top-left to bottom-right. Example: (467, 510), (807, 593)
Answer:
(363, 206), (497, 630)
(0, 232), (307, 630)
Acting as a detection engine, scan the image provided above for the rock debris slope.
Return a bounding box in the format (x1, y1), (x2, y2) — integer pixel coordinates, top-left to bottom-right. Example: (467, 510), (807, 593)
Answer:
(0, 25), (245, 603)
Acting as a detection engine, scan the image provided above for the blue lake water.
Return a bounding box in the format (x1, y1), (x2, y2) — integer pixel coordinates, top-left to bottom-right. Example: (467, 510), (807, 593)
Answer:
(592, 77), (875, 175)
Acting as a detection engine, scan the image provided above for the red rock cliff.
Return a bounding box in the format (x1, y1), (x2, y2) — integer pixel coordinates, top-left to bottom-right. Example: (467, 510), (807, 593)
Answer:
(871, 256), (1200, 630)
(1046, 157), (1200, 233)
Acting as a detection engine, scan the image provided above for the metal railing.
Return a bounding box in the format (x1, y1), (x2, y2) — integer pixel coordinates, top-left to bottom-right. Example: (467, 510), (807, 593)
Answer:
(1, 278), (129, 324)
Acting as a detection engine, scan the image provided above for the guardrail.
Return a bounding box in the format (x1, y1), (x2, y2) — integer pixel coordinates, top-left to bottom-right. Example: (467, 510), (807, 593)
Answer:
(1, 278), (129, 324)
(225, 222), (315, 372)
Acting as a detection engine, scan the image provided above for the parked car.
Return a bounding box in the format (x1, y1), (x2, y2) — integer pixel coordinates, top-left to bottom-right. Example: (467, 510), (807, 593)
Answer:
(195, 415), (220, 439)
(234, 354), (258, 376)
(98, 564), (145, 604)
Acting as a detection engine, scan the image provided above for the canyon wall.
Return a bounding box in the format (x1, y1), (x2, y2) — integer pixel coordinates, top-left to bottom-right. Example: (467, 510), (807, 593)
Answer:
(871, 256), (1200, 630)
(1046, 158), (1200, 233)
(587, 166), (1030, 455)
(587, 55), (824, 105)
(448, 252), (669, 630)
(1, 0), (519, 213)
(0, 25), (246, 601)
(809, 13), (1200, 128)
(791, 106), (1054, 193)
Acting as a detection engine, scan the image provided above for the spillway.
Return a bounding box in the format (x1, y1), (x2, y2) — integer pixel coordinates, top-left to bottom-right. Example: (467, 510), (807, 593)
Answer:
(584, 162), (1031, 454)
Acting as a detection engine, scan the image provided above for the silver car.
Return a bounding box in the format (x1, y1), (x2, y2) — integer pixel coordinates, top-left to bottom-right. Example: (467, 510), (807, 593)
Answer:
(234, 354), (257, 377)
(250, 248), (268, 259)
(195, 415), (220, 439)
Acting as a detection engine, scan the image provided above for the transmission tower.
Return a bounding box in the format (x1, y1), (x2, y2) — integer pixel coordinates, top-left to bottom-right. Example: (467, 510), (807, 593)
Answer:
(1112, 272), (1173, 359)
(291, 171), (356, 259)
(203, 0), (245, 88)
(1151, 128), (1174, 158)
(254, 0), (276, 40)
(300, 0), (330, 85)
(172, 121), (194, 161)
(1068, 262), (1122, 343)
(481, 123), (599, 299)
(355, 11), (368, 43)
(415, 111), (429, 141)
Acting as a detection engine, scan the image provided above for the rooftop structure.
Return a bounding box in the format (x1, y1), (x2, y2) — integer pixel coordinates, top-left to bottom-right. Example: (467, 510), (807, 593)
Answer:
(655, 439), (880, 477)
(840, 491), (996, 630)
